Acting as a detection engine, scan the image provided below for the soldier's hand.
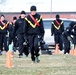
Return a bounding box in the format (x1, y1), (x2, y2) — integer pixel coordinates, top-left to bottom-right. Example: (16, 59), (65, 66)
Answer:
(67, 36), (72, 41)
(38, 35), (43, 39)
(70, 35), (73, 38)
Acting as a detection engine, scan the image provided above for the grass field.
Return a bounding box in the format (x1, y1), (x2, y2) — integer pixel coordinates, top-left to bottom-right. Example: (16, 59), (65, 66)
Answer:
(0, 51), (76, 75)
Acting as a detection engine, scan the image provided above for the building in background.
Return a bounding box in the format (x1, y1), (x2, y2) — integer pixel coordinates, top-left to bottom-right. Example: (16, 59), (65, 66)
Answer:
(0, 0), (76, 21)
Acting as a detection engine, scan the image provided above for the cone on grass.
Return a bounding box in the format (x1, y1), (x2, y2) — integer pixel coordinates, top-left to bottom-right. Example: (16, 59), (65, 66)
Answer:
(73, 45), (76, 56)
(6, 51), (13, 68)
(70, 42), (74, 55)
(55, 44), (59, 54)
(70, 49), (74, 55)
(74, 49), (76, 56)
(9, 43), (13, 57)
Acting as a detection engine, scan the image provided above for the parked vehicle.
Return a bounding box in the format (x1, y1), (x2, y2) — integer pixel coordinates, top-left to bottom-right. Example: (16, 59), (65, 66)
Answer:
(42, 18), (76, 48)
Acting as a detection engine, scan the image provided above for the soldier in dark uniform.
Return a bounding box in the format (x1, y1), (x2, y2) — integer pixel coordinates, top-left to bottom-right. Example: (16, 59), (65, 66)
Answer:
(51, 14), (64, 51)
(25, 5), (45, 63)
(62, 27), (71, 54)
(14, 11), (28, 58)
(69, 21), (76, 49)
(62, 21), (76, 54)
(8, 16), (18, 52)
(0, 15), (9, 55)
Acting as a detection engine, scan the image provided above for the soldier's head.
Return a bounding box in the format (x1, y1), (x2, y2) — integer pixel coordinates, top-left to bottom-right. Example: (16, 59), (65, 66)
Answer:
(66, 26), (71, 32)
(13, 16), (17, 24)
(0, 15), (5, 21)
(30, 5), (37, 15)
(13, 16), (17, 20)
(56, 14), (60, 20)
(20, 10), (26, 19)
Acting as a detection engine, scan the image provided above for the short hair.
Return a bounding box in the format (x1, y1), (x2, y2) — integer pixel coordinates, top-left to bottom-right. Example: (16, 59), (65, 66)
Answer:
(13, 16), (17, 20)
(56, 14), (60, 19)
(0, 15), (5, 18)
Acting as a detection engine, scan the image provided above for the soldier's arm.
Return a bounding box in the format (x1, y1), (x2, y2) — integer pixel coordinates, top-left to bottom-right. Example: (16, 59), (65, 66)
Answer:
(13, 20), (18, 38)
(39, 18), (45, 38)
(51, 22), (54, 36)
(61, 20), (64, 33)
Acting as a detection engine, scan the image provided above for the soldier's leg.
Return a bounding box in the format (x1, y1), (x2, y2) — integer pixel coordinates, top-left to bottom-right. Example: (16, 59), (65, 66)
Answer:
(63, 37), (70, 54)
(8, 36), (12, 45)
(54, 34), (59, 49)
(28, 35), (35, 62)
(59, 35), (63, 51)
(34, 35), (40, 62)
(23, 45), (29, 57)
(13, 37), (18, 51)
(64, 43), (67, 54)
(67, 41), (70, 53)
(17, 34), (24, 57)
(0, 34), (3, 55)
(34, 35), (39, 56)
(74, 36), (76, 49)
(3, 34), (8, 52)
(31, 47), (35, 62)
(64, 42), (70, 54)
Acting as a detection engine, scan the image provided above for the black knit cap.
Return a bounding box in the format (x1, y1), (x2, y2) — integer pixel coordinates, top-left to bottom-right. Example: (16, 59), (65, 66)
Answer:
(13, 16), (17, 20)
(20, 10), (26, 14)
(30, 5), (36, 11)
(56, 14), (60, 19)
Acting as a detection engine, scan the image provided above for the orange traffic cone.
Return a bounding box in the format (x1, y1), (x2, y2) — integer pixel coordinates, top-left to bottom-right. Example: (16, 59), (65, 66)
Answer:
(74, 45), (76, 56)
(70, 49), (74, 55)
(6, 51), (13, 68)
(74, 49), (76, 56)
(10, 52), (13, 58)
(9, 43), (13, 57)
(70, 41), (74, 55)
(54, 44), (59, 54)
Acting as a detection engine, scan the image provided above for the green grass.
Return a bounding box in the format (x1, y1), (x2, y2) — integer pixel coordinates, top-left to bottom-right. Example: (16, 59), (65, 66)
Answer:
(0, 52), (76, 75)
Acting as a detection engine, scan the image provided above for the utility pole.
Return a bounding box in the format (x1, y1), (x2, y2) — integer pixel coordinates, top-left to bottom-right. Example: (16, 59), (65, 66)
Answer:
(50, 0), (52, 18)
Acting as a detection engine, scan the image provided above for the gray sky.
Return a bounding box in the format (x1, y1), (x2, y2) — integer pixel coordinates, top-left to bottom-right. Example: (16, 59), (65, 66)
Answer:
(52, 0), (76, 12)
(0, 0), (76, 12)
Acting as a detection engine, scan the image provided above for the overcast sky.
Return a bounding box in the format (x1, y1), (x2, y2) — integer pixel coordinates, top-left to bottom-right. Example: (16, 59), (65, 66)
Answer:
(0, 0), (76, 12)
(52, 0), (76, 12)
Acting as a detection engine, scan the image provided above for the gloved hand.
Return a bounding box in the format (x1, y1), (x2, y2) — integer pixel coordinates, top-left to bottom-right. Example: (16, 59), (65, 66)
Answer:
(70, 35), (73, 38)
(67, 36), (72, 41)
(23, 36), (28, 46)
(24, 34), (27, 41)
(23, 42), (27, 46)
(38, 35), (43, 40)
(24, 37), (27, 42)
